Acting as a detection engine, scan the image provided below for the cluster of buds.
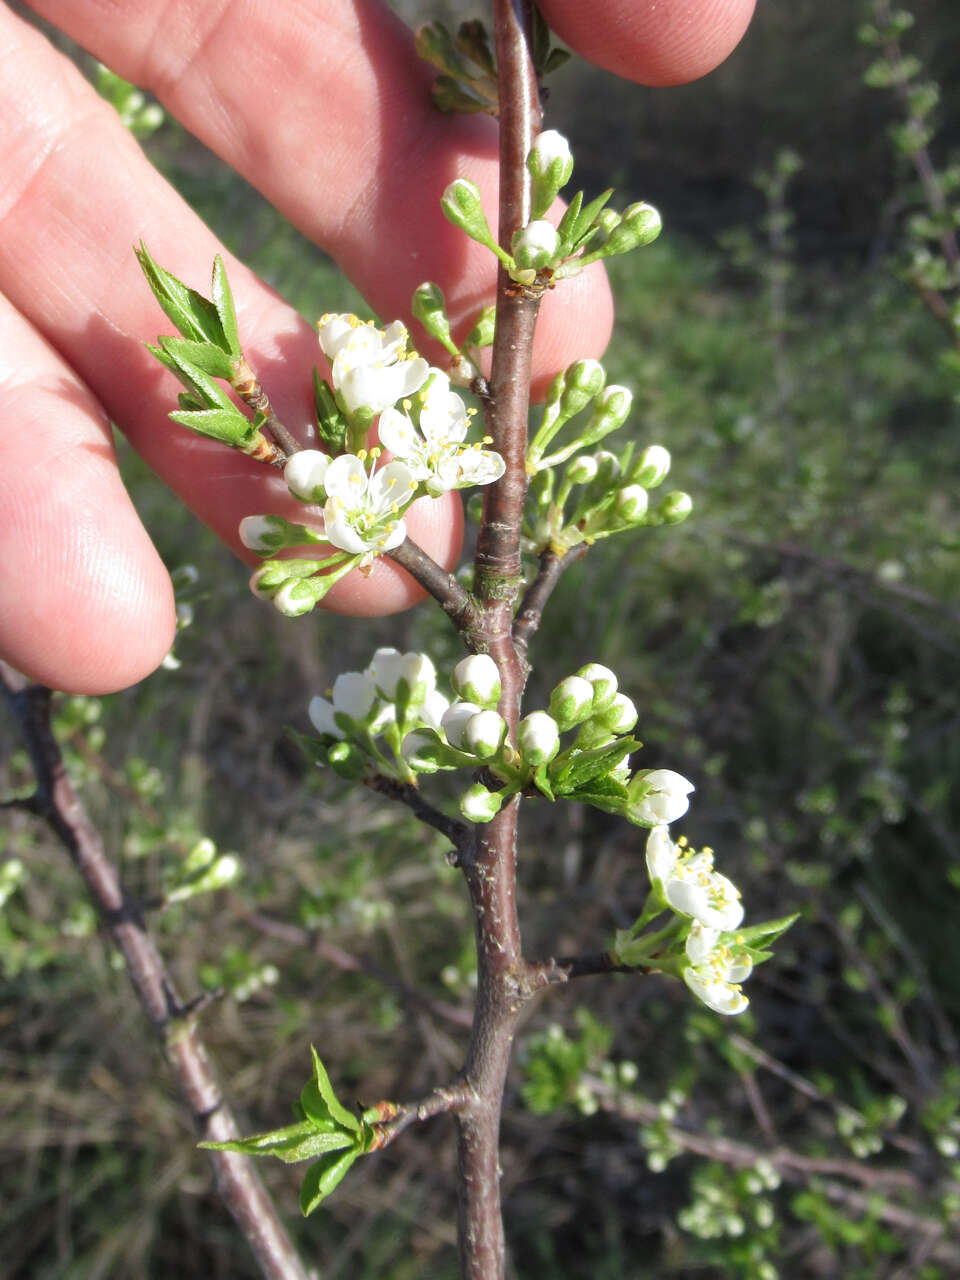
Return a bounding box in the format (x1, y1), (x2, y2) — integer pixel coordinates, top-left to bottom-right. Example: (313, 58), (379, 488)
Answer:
(441, 131), (662, 291)
(612, 824), (796, 1016)
(306, 647), (450, 783)
(522, 359), (691, 554)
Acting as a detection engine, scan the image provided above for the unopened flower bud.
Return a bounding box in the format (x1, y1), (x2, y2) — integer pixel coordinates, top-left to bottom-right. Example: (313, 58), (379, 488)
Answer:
(631, 769), (695, 824)
(560, 359), (606, 418)
(517, 711), (560, 765)
(441, 700), (483, 750)
(453, 654), (502, 707)
(527, 129), (574, 217)
(660, 491), (693, 524)
(326, 739), (367, 780)
(576, 663), (618, 710)
(464, 709), (507, 759)
(596, 692), (638, 733)
(411, 281), (457, 355)
(512, 219), (560, 272)
(460, 781), (506, 823)
(548, 676), (596, 730)
(565, 454), (599, 486)
(630, 444), (671, 488)
(441, 179), (498, 250)
(599, 202), (662, 256)
(284, 449), (330, 502)
(401, 729), (448, 773)
(615, 484), (649, 523)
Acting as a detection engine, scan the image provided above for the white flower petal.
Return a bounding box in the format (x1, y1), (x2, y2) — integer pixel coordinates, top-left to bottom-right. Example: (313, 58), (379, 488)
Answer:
(308, 695), (342, 738)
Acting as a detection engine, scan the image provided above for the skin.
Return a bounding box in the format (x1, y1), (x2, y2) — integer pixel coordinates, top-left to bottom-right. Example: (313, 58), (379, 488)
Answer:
(0, 0), (756, 693)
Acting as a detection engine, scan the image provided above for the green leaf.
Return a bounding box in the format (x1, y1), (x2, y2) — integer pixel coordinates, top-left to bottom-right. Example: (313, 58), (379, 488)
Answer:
(211, 255), (241, 357)
(136, 242), (227, 347)
(551, 737), (639, 792)
(310, 1046), (361, 1132)
(555, 190), (584, 254)
(313, 369), (348, 454)
(532, 763), (555, 800)
(153, 338), (236, 412)
(160, 336), (236, 381)
(168, 406), (257, 447)
(299, 1146), (361, 1216)
(200, 1120), (357, 1165)
(570, 189), (615, 248)
(737, 913), (800, 948)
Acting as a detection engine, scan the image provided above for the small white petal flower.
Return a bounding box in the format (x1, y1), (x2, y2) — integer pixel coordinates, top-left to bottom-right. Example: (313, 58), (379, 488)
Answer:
(379, 372), (505, 497)
(633, 769), (695, 825)
(318, 314), (430, 418)
(284, 449), (330, 502)
(308, 670), (377, 739)
(645, 827), (744, 932)
(683, 940), (753, 1016)
(368, 647), (405, 698)
(645, 824), (677, 886)
(322, 454), (415, 555)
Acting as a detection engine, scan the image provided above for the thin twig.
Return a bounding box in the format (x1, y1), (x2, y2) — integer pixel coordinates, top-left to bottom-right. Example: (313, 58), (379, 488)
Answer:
(386, 538), (483, 642)
(363, 771), (472, 854)
(0, 662), (308, 1280)
(513, 545), (588, 657)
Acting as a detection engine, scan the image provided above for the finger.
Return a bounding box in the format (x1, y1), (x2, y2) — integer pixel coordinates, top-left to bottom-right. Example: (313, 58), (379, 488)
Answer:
(0, 5), (462, 666)
(0, 291), (176, 693)
(538, 0), (757, 86)
(26, 0), (614, 391)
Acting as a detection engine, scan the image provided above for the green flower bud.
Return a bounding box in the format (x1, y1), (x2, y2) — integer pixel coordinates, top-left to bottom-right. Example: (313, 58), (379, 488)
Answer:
(460, 781), (506, 823)
(411, 281), (459, 355)
(512, 219), (560, 271)
(595, 692), (638, 733)
(576, 662), (618, 710)
(284, 449), (331, 502)
(548, 676), (596, 730)
(629, 444), (671, 488)
(660, 491), (693, 524)
(517, 711), (561, 765)
(464, 709), (507, 759)
(527, 129), (574, 218)
(441, 179), (500, 254)
(565, 454), (599, 486)
(598, 202), (662, 257)
(615, 484), (649, 524)
(560, 359), (606, 418)
(453, 654), (502, 707)
(326, 739), (368, 780)
(464, 304), (496, 349)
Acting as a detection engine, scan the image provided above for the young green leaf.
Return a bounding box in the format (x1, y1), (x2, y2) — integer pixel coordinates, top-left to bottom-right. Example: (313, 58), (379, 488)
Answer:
(168, 406), (258, 447)
(211, 254), (241, 357)
(551, 737), (639, 792)
(159, 336), (236, 382)
(136, 242), (227, 348)
(309, 1046), (361, 1133)
(299, 1146), (361, 1216)
(199, 1119), (356, 1164)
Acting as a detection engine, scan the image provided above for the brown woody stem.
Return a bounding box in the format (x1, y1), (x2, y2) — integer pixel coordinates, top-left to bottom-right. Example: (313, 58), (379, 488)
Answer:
(0, 663), (308, 1280)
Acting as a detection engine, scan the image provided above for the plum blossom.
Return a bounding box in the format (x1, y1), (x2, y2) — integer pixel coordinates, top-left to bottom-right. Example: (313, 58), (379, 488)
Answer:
(378, 371), (505, 496)
(308, 671), (377, 739)
(645, 826), (744, 932)
(322, 453), (417, 557)
(683, 922), (753, 1016)
(318, 314), (429, 418)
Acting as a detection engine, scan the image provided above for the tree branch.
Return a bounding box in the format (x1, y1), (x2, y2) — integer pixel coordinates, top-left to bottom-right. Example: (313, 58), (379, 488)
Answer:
(386, 537), (483, 642)
(513, 545), (588, 657)
(363, 770), (471, 854)
(0, 662), (308, 1280)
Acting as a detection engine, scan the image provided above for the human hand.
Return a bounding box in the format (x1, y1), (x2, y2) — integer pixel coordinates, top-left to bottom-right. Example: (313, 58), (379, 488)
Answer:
(0, 0), (755, 693)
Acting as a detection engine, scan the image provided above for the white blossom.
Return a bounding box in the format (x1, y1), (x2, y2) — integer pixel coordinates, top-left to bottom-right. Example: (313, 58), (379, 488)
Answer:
(645, 826), (744, 932)
(322, 454), (416, 556)
(683, 927), (753, 1016)
(632, 769), (695, 825)
(367, 647), (437, 702)
(441, 700), (483, 750)
(464, 709), (507, 758)
(308, 671), (377, 739)
(318, 314), (429, 418)
(378, 372), (505, 496)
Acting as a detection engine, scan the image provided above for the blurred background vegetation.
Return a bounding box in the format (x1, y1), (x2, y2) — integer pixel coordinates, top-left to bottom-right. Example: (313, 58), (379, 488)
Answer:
(2, 1), (960, 1276)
